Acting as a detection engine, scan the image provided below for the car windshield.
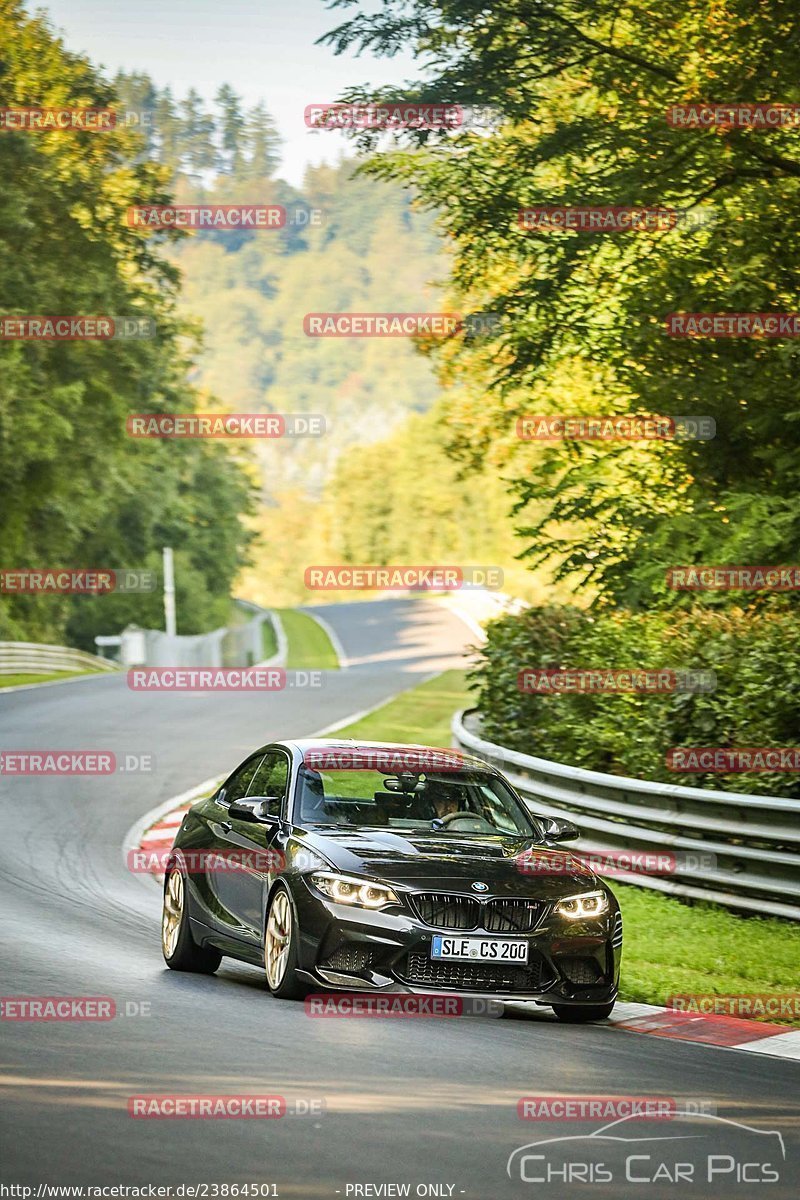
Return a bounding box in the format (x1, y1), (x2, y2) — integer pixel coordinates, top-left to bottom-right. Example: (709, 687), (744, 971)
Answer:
(295, 765), (539, 837)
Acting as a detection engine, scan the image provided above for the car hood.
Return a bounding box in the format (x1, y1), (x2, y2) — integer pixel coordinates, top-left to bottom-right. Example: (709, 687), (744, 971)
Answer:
(297, 826), (598, 899)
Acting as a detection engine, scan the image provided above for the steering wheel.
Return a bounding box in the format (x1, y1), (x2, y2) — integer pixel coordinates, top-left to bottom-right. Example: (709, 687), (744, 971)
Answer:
(437, 810), (485, 827)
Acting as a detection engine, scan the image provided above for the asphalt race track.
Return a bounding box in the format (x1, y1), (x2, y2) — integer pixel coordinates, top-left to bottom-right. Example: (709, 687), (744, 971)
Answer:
(0, 599), (797, 1199)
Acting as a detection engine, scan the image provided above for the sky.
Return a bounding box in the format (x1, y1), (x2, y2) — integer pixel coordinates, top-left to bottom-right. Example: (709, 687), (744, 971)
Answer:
(34, 0), (424, 186)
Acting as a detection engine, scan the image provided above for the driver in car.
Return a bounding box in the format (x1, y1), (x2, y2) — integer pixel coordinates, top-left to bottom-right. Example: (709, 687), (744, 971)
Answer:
(427, 781), (467, 821)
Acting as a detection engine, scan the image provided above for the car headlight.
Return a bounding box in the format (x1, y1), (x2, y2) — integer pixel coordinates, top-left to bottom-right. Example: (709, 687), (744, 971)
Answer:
(309, 872), (399, 910)
(554, 890), (609, 919)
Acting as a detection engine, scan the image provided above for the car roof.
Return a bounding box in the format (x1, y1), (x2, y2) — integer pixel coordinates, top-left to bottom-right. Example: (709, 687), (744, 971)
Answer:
(270, 738), (495, 772)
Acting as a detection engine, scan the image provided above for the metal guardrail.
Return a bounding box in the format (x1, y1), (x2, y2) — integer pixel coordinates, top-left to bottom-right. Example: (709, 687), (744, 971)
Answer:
(452, 708), (800, 921)
(135, 616), (268, 669)
(95, 601), (278, 669)
(0, 641), (118, 675)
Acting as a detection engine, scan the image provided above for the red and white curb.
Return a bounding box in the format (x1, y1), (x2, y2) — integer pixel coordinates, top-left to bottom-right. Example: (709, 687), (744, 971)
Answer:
(608, 1000), (800, 1059)
(122, 776), (220, 888)
(135, 804), (192, 879)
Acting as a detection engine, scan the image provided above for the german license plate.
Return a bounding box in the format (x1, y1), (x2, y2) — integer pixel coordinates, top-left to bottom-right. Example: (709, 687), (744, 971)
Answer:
(431, 936), (528, 963)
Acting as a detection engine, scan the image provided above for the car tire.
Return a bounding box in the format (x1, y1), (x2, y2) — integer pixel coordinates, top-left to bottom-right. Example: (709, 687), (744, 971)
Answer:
(162, 866), (222, 973)
(264, 883), (307, 1000)
(552, 1002), (615, 1023)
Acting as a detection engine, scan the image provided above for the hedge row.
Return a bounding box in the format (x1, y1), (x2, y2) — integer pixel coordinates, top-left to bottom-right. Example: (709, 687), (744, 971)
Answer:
(469, 603), (800, 796)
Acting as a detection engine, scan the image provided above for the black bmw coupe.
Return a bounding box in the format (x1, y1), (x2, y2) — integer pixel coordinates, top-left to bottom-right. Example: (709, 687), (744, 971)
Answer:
(162, 739), (622, 1020)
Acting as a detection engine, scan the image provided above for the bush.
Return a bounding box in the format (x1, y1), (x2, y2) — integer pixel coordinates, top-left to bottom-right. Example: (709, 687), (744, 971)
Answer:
(469, 602), (800, 796)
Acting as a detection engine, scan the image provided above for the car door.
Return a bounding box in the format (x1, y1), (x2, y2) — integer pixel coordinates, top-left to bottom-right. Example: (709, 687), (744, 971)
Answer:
(198, 752), (267, 951)
(210, 749), (291, 949)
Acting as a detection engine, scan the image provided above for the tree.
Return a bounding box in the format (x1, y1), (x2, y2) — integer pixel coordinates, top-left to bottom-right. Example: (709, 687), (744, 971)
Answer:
(152, 86), (182, 173)
(321, 0), (800, 609)
(241, 101), (281, 181)
(113, 71), (158, 159)
(178, 87), (217, 177)
(215, 83), (247, 175)
(0, 0), (253, 644)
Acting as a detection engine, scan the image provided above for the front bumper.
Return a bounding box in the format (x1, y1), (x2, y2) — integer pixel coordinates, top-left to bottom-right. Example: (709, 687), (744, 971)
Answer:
(293, 878), (621, 1008)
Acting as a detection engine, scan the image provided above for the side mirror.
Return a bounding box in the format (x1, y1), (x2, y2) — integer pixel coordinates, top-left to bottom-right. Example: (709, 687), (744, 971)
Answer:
(542, 816), (580, 842)
(228, 797), (278, 823)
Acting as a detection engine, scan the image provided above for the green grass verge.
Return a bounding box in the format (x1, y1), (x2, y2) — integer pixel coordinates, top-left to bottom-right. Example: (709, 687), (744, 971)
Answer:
(0, 669), (98, 689)
(276, 608), (339, 670)
(335, 668), (472, 746)
(330, 667), (800, 1023)
(615, 885), (800, 1019)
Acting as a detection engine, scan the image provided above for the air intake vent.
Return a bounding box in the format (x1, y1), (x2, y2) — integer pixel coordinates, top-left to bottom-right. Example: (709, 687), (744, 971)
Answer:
(409, 893), (479, 929)
(322, 944), (375, 973)
(558, 957), (603, 985)
(396, 952), (552, 994)
(409, 892), (544, 933)
(484, 898), (543, 933)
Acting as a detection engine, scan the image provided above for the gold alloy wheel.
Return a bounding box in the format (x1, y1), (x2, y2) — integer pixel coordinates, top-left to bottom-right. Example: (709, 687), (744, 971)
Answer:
(162, 869), (184, 958)
(265, 889), (292, 989)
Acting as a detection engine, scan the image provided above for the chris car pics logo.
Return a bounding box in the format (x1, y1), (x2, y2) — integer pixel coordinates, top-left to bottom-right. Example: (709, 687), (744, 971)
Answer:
(507, 1112), (785, 1186)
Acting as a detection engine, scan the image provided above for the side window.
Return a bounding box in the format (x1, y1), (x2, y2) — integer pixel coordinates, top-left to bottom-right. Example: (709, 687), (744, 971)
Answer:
(223, 755), (266, 806)
(248, 752), (289, 817)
